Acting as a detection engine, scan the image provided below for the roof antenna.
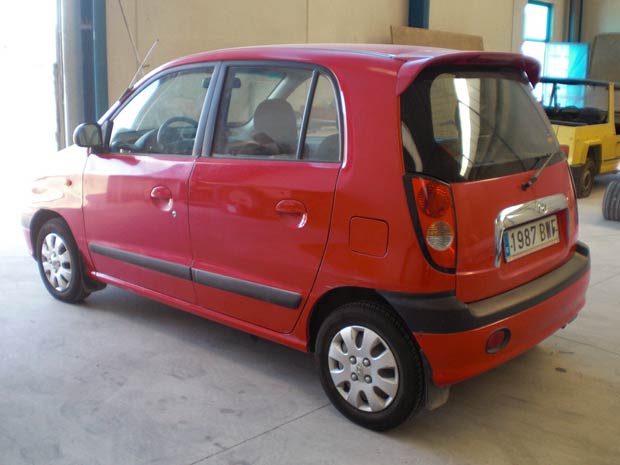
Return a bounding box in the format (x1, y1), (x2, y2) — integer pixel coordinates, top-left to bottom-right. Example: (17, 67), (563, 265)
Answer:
(118, 39), (159, 101)
(127, 39), (159, 90)
(117, 0), (159, 99)
(117, 0), (140, 68)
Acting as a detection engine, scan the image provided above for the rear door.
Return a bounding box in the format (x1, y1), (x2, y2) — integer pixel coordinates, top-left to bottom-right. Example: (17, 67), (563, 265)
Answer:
(188, 63), (342, 333)
(452, 164), (576, 302)
(83, 65), (215, 302)
(401, 67), (578, 303)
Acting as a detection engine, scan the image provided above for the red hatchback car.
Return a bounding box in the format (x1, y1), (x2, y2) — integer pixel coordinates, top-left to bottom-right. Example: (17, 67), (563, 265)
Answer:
(23, 44), (590, 430)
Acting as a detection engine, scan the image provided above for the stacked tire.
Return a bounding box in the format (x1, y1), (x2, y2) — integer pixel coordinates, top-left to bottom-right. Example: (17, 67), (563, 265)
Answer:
(602, 180), (620, 221)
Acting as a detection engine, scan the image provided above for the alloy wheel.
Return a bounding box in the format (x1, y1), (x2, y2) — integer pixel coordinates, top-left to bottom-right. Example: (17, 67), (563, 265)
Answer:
(40, 233), (73, 292)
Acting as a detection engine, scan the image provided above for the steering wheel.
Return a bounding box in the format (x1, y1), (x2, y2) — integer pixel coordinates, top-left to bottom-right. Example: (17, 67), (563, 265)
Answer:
(156, 116), (199, 148)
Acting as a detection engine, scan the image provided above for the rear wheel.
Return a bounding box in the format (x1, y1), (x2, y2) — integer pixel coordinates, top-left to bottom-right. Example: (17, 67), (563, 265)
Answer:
(36, 218), (90, 303)
(603, 180), (620, 221)
(576, 158), (595, 198)
(315, 301), (424, 430)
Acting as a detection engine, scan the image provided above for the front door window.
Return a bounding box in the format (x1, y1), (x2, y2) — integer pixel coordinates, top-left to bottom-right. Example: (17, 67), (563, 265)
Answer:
(109, 67), (214, 155)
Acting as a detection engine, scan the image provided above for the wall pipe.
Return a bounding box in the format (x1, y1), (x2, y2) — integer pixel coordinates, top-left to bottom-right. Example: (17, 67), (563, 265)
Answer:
(567, 0), (583, 42)
(91, 0), (108, 119)
(58, 0), (108, 148)
(59, 0), (84, 147)
(409, 0), (429, 28)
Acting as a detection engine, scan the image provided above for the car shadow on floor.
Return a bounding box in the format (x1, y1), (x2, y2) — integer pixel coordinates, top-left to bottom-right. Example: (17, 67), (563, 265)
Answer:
(81, 285), (320, 396)
(82, 284), (571, 434)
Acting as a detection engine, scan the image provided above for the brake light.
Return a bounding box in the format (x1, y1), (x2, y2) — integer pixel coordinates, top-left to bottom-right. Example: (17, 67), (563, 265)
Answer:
(415, 182), (451, 218)
(412, 177), (457, 269)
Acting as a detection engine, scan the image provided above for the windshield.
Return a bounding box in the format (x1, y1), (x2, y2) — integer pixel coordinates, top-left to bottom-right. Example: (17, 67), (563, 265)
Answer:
(540, 81), (609, 112)
(401, 68), (561, 182)
(539, 81), (614, 126)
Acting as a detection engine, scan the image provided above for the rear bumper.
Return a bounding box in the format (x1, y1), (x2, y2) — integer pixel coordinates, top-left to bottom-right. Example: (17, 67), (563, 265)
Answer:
(380, 242), (590, 386)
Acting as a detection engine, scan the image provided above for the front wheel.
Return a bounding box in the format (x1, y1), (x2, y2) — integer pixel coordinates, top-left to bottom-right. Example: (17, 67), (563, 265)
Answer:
(315, 301), (425, 430)
(36, 218), (90, 303)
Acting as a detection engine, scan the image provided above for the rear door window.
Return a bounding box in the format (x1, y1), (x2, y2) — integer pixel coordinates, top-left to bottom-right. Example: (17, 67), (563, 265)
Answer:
(302, 75), (340, 161)
(401, 68), (561, 181)
(211, 65), (341, 161)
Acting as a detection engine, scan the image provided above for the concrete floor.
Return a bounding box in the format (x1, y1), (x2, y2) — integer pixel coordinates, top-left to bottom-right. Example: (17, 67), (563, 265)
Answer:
(1, 176), (619, 465)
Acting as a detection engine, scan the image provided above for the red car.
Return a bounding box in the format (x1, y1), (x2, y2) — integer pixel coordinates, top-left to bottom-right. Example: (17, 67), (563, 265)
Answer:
(23, 44), (590, 430)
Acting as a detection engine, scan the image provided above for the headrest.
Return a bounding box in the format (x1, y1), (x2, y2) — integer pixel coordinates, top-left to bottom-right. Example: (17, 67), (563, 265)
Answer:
(254, 99), (298, 150)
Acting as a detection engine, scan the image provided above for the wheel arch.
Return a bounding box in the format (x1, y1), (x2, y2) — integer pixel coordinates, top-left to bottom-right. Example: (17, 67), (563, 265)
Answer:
(307, 286), (414, 353)
(586, 144), (602, 174)
(29, 210), (67, 258)
(31, 211), (105, 295)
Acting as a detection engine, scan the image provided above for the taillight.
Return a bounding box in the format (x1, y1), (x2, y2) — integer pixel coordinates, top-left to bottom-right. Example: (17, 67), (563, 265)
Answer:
(411, 177), (457, 269)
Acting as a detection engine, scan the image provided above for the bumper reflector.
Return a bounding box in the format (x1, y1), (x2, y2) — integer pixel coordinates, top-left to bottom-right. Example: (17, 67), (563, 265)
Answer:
(486, 328), (511, 354)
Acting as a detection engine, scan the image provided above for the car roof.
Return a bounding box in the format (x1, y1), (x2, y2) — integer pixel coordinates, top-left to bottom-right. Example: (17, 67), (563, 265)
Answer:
(167, 44), (457, 65)
(139, 44), (542, 97)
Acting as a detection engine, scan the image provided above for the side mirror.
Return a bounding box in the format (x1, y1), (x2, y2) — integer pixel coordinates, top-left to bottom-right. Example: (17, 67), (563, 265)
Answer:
(73, 122), (103, 148)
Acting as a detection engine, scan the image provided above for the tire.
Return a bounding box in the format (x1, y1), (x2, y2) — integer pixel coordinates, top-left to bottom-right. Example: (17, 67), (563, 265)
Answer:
(602, 180), (620, 221)
(36, 218), (91, 303)
(576, 158), (595, 198)
(315, 301), (425, 430)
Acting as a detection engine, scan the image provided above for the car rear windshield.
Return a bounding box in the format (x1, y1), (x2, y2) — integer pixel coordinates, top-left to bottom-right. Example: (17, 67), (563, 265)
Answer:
(401, 68), (561, 182)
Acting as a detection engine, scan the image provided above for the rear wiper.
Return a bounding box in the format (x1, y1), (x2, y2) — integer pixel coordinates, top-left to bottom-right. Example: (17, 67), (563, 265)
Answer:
(521, 151), (562, 191)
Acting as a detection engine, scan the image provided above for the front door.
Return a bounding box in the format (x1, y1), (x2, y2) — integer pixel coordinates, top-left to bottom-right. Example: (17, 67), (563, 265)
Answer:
(83, 65), (215, 303)
(189, 64), (342, 332)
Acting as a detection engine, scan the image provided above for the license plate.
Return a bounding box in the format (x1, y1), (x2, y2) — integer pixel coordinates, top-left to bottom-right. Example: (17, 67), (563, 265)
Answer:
(503, 215), (559, 262)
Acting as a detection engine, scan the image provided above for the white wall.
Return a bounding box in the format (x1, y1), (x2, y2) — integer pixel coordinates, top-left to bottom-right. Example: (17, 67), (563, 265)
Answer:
(582, 0), (620, 44)
(429, 0), (515, 51)
(106, 0), (408, 101)
(307, 0), (408, 43)
(105, 0), (619, 102)
(429, 0), (566, 52)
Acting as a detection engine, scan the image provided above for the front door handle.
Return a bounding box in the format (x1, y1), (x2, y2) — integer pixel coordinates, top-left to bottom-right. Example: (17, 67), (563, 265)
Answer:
(275, 199), (307, 228)
(150, 186), (173, 212)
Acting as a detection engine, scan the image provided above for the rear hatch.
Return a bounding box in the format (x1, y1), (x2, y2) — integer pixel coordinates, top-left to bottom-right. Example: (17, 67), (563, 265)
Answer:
(401, 65), (578, 303)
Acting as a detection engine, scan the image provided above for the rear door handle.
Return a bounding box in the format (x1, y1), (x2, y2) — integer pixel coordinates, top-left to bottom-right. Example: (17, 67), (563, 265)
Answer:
(275, 199), (307, 228)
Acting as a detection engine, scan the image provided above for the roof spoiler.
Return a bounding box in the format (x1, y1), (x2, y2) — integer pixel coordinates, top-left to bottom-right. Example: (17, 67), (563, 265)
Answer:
(396, 52), (541, 95)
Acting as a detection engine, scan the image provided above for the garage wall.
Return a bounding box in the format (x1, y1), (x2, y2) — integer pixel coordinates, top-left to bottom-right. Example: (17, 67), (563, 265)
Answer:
(429, 0), (566, 52)
(429, 0), (515, 51)
(106, 0), (408, 101)
(307, 0), (408, 43)
(581, 0), (620, 44)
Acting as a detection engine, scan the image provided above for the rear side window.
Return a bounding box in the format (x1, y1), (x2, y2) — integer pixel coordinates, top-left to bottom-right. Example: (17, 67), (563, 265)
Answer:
(212, 65), (341, 161)
(303, 75), (340, 161)
(401, 68), (561, 181)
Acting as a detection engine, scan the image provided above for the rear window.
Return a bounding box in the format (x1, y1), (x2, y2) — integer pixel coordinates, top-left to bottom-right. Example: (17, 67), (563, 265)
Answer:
(401, 68), (561, 182)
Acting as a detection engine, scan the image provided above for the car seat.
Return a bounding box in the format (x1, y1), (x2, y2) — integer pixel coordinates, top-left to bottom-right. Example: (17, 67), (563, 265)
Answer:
(253, 99), (298, 155)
